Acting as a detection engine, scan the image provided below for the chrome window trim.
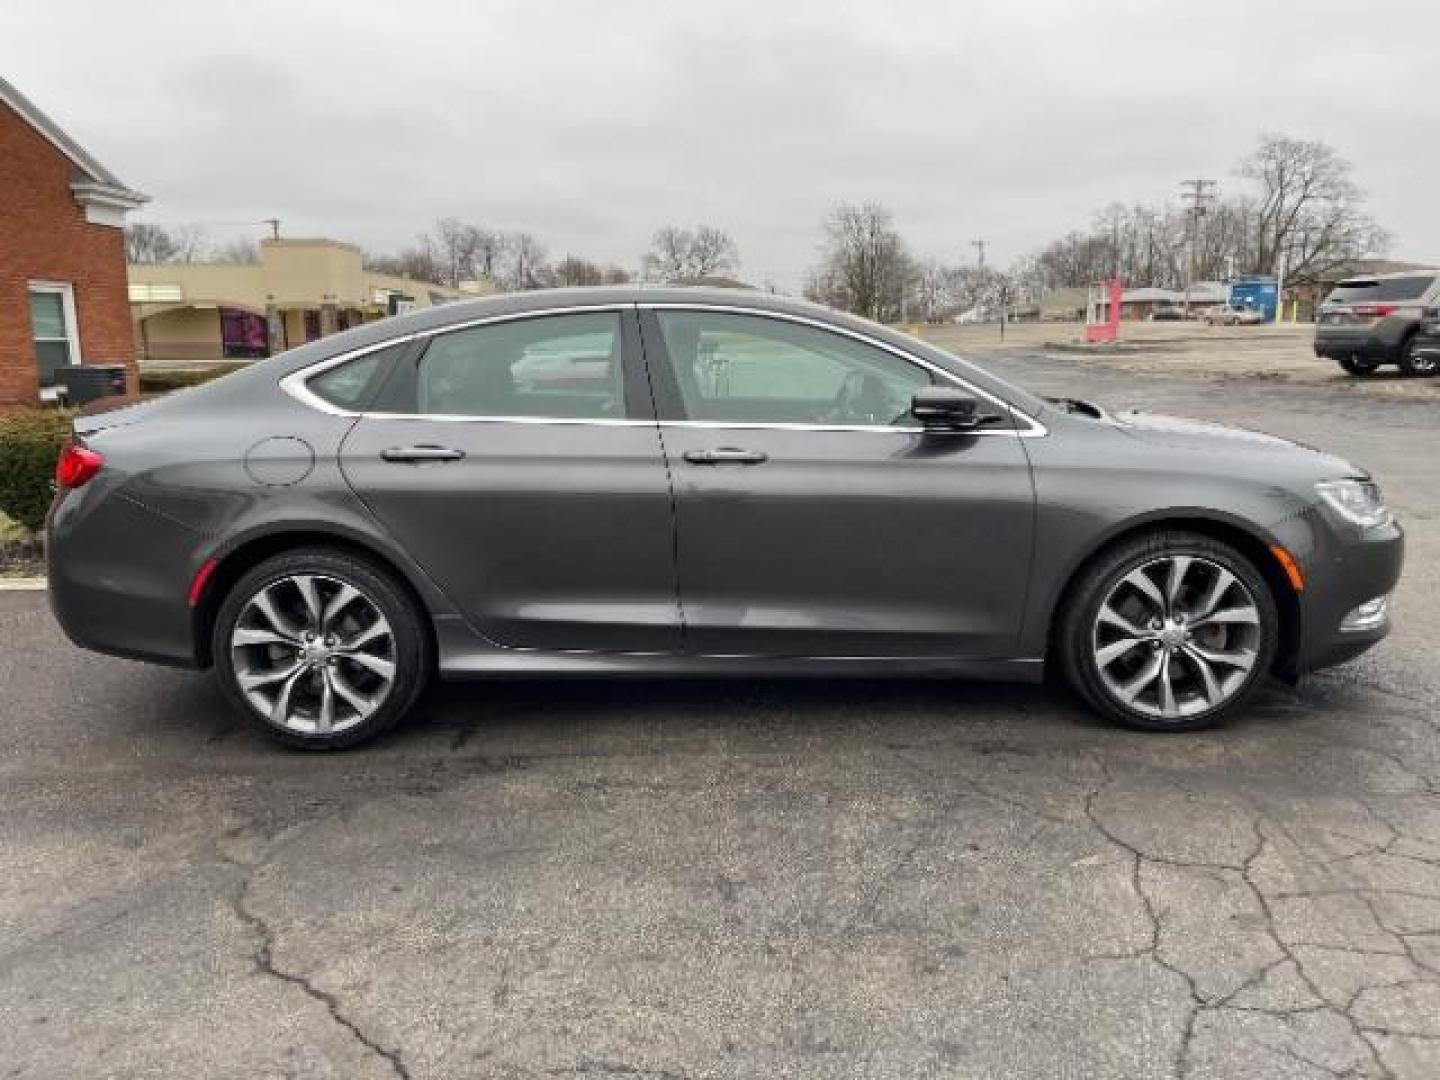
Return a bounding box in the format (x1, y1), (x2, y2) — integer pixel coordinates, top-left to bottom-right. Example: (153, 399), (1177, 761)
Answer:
(279, 301), (1047, 438)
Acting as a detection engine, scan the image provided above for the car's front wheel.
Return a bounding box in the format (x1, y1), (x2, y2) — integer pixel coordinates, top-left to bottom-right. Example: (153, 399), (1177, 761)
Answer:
(212, 547), (431, 749)
(1338, 355), (1381, 376)
(1058, 531), (1279, 732)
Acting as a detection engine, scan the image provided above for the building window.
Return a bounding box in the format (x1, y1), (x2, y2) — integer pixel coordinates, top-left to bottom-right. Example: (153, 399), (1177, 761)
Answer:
(220, 308), (269, 359)
(28, 282), (82, 398)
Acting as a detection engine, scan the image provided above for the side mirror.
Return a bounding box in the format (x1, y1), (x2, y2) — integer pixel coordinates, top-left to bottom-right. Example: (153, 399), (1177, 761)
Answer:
(911, 386), (1003, 431)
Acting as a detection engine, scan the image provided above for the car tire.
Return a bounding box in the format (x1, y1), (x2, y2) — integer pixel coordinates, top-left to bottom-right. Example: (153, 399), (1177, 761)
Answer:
(1397, 336), (1440, 377)
(1338, 355), (1381, 376)
(1057, 530), (1279, 733)
(212, 547), (431, 749)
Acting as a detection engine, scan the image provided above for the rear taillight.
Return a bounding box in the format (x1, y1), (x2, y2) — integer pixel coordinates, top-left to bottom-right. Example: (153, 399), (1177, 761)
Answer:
(55, 442), (104, 489)
(1351, 304), (1398, 319)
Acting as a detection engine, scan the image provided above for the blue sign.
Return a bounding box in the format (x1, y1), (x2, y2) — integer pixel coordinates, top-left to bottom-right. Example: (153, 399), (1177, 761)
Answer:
(1228, 276), (1279, 322)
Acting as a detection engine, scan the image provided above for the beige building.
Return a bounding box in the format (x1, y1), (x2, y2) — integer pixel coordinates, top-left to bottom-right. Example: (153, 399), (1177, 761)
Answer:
(129, 238), (485, 366)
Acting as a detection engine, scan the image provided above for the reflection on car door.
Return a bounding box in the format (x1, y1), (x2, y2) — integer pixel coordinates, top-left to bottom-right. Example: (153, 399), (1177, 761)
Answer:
(639, 307), (1036, 658)
(340, 307), (682, 652)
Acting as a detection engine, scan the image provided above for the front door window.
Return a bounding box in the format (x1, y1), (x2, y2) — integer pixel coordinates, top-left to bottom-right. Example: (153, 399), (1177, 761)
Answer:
(653, 309), (931, 426)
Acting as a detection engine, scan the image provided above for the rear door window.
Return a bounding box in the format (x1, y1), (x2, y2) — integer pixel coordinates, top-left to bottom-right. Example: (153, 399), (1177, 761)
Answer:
(1325, 276), (1436, 304)
(415, 312), (626, 419)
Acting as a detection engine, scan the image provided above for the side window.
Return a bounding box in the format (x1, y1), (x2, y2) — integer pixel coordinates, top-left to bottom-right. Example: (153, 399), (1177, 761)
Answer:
(307, 343), (403, 410)
(416, 312), (624, 419)
(654, 311), (931, 426)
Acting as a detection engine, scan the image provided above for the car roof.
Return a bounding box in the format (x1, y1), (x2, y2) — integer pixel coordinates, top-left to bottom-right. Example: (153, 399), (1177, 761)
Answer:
(1335, 270), (1439, 284)
(274, 285), (891, 371)
(394, 285), (837, 331)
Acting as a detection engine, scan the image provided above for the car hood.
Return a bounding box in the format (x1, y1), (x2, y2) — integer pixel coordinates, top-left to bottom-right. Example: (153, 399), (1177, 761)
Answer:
(1110, 409), (1363, 479)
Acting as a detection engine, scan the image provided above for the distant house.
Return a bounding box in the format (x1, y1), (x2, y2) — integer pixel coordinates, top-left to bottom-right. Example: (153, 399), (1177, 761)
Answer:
(1007, 287), (1088, 323)
(129, 239), (481, 367)
(0, 77), (147, 405)
(1092, 282), (1228, 321)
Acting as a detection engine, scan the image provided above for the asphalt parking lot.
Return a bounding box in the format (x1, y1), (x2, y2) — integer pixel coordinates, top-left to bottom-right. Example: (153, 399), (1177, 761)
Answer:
(3, 348), (1439, 1079)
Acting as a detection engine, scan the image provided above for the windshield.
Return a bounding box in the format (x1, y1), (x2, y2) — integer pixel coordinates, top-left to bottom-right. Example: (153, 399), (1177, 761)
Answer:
(1325, 276), (1435, 304)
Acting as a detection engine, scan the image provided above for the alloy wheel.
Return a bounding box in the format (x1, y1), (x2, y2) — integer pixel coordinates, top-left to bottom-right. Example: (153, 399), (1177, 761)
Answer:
(229, 573), (396, 735)
(1402, 341), (1439, 376)
(1091, 555), (1262, 722)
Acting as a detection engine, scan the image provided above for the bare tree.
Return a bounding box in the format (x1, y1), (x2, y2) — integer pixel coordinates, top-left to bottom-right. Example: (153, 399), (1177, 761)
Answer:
(427, 217), (482, 287)
(124, 222), (209, 264)
(212, 237), (260, 264)
(644, 226), (689, 280)
(169, 225), (210, 263)
(1238, 133), (1388, 284)
(125, 222), (180, 263)
(807, 202), (911, 321)
(910, 259), (966, 322)
(552, 255), (605, 287)
(687, 226), (739, 277)
(642, 225), (738, 281)
(501, 232), (552, 290)
(472, 228), (508, 281)
(363, 246), (444, 285)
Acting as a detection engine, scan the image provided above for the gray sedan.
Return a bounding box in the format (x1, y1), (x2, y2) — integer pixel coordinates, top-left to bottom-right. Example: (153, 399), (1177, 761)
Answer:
(47, 288), (1403, 748)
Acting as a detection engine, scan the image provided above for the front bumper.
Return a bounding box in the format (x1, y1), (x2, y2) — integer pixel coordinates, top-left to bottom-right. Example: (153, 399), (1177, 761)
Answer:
(1288, 515), (1404, 675)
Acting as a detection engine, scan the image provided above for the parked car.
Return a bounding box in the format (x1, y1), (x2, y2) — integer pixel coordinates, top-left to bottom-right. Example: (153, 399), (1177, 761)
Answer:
(47, 288), (1403, 748)
(1203, 304), (1265, 326)
(1314, 271), (1440, 376)
(1148, 304), (1184, 322)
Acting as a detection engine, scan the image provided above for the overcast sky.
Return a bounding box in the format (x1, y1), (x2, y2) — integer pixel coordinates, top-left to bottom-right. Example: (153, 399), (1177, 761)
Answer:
(7, 0), (1437, 289)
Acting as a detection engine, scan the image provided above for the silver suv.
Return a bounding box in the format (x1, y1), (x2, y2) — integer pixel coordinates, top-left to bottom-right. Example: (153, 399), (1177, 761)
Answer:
(1314, 271), (1440, 377)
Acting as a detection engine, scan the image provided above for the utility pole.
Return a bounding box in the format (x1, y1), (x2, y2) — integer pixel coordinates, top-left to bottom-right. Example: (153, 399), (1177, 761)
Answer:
(263, 218), (281, 240)
(1179, 179), (1216, 316)
(970, 239), (987, 274)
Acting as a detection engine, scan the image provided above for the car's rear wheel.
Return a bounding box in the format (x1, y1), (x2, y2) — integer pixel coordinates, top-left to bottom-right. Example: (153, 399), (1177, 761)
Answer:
(1338, 355), (1381, 376)
(1397, 336), (1440, 377)
(212, 548), (431, 749)
(1058, 531), (1278, 732)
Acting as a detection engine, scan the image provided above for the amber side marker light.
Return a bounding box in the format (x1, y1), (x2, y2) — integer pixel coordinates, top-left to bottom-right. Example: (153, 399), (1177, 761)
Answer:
(1270, 545), (1305, 592)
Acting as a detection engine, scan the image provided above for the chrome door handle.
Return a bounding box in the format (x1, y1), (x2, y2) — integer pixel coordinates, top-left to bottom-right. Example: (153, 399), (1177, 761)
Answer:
(683, 448), (769, 465)
(380, 445), (466, 462)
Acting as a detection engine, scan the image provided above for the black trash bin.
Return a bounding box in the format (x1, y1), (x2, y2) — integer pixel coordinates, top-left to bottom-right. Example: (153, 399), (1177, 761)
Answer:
(58, 364), (128, 406)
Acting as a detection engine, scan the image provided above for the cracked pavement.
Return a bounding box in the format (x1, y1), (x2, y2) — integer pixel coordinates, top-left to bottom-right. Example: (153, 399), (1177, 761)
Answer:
(2, 354), (1439, 1078)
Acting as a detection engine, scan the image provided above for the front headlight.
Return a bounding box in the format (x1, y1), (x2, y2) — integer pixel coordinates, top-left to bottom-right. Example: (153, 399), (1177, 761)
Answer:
(1315, 479), (1391, 528)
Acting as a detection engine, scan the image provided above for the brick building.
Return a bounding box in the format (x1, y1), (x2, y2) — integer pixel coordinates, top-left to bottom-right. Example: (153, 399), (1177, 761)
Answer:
(0, 77), (146, 406)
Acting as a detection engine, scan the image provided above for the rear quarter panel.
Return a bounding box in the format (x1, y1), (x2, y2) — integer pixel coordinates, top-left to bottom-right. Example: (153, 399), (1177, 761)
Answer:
(49, 371), (454, 667)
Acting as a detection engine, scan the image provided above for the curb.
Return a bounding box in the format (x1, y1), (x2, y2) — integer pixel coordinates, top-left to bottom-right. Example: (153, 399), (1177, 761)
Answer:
(0, 577), (47, 591)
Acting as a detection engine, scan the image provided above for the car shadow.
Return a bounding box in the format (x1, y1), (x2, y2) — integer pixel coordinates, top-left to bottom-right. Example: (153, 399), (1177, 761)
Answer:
(116, 667), (1348, 769)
